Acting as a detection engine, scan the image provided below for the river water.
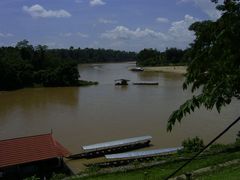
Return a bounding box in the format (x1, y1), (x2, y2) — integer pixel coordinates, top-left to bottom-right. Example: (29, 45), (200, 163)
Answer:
(0, 62), (239, 153)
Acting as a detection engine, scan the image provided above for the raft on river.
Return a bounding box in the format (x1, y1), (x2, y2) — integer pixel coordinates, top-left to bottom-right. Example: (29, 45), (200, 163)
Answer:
(87, 147), (183, 167)
(115, 79), (130, 86)
(68, 135), (152, 159)
(133, 82), (159, 85)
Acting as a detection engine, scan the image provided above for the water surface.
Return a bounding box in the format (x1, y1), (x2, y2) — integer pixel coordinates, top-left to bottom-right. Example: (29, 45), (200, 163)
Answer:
(0, 62), (239, 154)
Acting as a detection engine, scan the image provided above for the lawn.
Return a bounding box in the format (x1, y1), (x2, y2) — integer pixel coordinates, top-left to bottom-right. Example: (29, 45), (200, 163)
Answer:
(72, 149), (240, 180)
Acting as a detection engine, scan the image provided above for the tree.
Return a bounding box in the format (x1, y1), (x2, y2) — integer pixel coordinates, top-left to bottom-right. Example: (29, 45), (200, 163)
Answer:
(16, 39), (34, 61)
(165, 48), (185, 64)
(167, 0), (240, 131)
(137, 48), (160, 66)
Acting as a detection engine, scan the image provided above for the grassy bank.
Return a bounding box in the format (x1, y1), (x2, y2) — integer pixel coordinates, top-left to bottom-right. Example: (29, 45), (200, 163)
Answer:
(143, 66), (187, 74)
(68, 144), (240, 180)
(197, 163), (240, 180)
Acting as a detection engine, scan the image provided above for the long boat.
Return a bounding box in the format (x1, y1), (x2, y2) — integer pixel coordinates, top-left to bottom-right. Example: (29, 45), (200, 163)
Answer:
(105, 147), (183, 160)
(87, 147), (183, 167)
(68, 135), (152, 159)
(133, 82), (159, 85)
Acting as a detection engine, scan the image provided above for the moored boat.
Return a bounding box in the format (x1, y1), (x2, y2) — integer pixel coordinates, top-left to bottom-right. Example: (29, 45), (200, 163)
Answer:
(86, 146), (183, 167)
(130, 67), (144, 72)
(133, 82), (159, 85)
(68, 135), (152, 159)
(115, 79), (130, 85)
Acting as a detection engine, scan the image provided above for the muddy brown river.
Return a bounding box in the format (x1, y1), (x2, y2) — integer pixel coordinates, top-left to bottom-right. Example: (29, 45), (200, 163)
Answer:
(0, 62), (239, 154)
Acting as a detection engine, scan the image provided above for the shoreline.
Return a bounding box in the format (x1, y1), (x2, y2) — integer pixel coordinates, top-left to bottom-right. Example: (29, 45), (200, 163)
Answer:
(143, 66), (187, 74)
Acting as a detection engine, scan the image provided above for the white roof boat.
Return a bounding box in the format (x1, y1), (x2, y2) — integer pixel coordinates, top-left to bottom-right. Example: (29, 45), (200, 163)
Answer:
(82, 135), (152, 153)
(105, 147), (183, 160)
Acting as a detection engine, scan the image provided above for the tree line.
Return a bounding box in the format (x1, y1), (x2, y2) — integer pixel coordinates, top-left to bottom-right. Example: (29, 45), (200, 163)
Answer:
(136, 48), (188, 66)
(0, 40), (134, 90)
(0, 39), (189, 91)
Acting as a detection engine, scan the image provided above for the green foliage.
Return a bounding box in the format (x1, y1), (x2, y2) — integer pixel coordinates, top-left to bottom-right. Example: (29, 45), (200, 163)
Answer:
(168, 0), (240, 131)
(37, 62), (80, 87)
(182, 136), (204, 152)
(48, 48), (136, 64)
(23, 175), (40, 180)
(0, 41), (137, 90)
(235, 131), (240, 145)
(136, 48), (187, 66)
(50, 173), (66, 180)
(137, 48), (160, 66)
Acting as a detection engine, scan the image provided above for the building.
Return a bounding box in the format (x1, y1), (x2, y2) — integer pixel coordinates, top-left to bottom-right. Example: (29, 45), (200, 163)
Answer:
(0, 133), (71, 179)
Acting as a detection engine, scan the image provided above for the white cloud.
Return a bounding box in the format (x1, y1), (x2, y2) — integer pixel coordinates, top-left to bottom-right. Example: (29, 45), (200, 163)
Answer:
(23, 4), (71, 18)
(0, 32), (13, 38)
(90, 0), (106, 6)
(101, 26), (167, 40)
(98, 18), (117, 24)
(101, 14), (199, 51)
(156, 17), (169, 23)
(60, 33), (73, 37)
(60, 32), (88, 38)
(168, 14), (198, 44)
(76, 32), (89, 38)
(178, 0), (221, 19)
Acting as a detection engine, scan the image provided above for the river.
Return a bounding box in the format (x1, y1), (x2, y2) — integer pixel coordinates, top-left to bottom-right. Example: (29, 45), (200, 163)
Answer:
(0, 62), (239, 154)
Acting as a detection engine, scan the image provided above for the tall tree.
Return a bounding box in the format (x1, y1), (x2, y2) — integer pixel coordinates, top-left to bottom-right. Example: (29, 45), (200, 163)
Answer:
(167, 0), (240, 131)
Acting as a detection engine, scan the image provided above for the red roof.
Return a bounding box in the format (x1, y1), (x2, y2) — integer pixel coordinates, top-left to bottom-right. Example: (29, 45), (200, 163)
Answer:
(0, 133), (70, 168)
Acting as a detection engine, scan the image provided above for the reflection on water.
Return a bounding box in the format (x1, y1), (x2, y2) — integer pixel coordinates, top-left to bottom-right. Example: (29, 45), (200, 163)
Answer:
(0, 62), (239, 155)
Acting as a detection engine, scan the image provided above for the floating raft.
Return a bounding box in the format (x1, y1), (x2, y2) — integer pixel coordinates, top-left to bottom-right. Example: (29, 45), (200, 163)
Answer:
(87, 147), (183, 167)
(133, 82), (159, 85)
(115, 79), (130, 86)
(68, 135), (152, 159)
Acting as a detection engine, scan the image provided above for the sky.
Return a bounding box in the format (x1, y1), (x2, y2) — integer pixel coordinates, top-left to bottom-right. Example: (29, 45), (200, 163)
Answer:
(0, 0), (222, 52)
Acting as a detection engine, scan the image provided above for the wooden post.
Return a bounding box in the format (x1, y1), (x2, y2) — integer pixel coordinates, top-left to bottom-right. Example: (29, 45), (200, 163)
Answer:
(185, 172), (192, 180)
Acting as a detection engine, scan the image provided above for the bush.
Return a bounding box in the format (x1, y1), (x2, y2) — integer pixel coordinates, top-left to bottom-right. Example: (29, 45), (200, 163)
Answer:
(235, 131), (240, 145)
(182, 136), (204, 152)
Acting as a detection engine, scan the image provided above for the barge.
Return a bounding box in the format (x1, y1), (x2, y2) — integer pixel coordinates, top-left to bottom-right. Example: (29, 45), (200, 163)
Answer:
(133, 82), (159, 85)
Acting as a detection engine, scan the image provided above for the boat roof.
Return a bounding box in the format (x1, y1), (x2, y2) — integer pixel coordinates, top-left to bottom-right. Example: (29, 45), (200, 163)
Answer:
(82, 135), (152, 152)
(105, 147), (183, 160)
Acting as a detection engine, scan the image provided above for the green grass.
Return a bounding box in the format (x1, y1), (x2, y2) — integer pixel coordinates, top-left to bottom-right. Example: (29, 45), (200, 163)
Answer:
(73, 150), (240, 180)
(197, 163), (240, 180)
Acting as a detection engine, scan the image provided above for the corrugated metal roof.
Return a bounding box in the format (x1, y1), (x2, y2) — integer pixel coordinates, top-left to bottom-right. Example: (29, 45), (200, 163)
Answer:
(105, 147), (183, 160)
(0, 133), (70, 168)
(82, 135), (152, 152)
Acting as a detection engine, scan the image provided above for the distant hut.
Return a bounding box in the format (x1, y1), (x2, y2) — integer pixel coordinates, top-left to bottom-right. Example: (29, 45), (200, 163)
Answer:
(115, 79), (130, 85)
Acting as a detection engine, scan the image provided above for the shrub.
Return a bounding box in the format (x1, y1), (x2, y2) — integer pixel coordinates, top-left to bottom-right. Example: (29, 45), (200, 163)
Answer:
(182, 136), (204, 152)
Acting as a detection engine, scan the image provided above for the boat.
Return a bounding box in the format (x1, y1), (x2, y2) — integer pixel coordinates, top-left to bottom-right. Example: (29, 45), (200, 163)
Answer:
(68, 135), (152, 159)
(133, 82), (159, 85)
(130, 67), (144, 72)
(115, 79), (130, 85)
(105, 147), (183, 160)
(87, 147), (183, 167)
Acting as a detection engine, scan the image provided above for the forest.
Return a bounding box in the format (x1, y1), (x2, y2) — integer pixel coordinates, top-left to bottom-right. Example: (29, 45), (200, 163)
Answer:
(0, 39), (189, 91)
(136, 48), (188, 67)
(0, 40), (136, 90)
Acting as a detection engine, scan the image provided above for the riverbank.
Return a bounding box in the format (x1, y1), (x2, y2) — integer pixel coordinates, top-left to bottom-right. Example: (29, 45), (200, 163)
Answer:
(143, 66), (187, 74)
(66, 143), (240, 180)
